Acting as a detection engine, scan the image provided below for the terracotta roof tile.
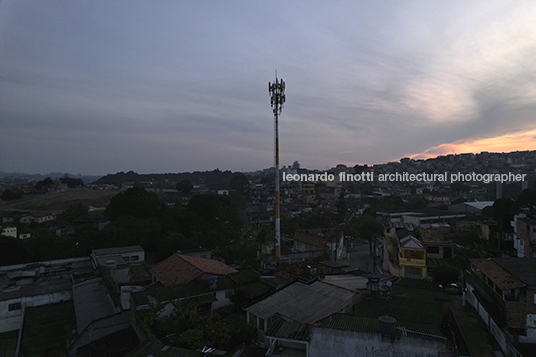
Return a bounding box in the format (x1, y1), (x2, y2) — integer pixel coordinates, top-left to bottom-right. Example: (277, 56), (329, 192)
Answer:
(150, 254), (237, 286)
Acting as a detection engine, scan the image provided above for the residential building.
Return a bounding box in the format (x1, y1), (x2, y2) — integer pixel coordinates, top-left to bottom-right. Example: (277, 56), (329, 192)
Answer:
(91, 245), (145, 268)
(420, 229), (454, 259)
(379, 209), (465, 229)
(0, 226), (17, 238)
(305, 314), (450, 357)
(466, 258), (536, 350)
(246, 280), (359, 337)
(0, 257), (94, 334)
(393, 229), (427, 279)
(511, 213), (536, 258)
(150, 254), (238, 286)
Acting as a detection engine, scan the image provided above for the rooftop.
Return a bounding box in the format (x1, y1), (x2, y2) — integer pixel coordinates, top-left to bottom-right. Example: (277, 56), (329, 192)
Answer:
(266, 317), (310, 341)
(150, 254), (238, 286)
(471, 259), (525, 290)
(314, 313), (445, 342)
(245, 280), (356, 323)
(419, 229), (448, 244)
(493, 258), (536, 287)
(0, 258), (94, 301)
(73, 277), (116, 333)
(92, 245), (144, 256)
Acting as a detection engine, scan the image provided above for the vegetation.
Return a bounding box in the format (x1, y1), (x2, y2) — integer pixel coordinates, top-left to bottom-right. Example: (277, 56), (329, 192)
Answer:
(1, 189), (22, 201)
(431, 265), (460, 286)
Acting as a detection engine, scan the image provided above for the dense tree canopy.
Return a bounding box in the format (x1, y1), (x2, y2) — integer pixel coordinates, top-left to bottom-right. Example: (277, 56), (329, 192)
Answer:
(105, 188), (164, 221)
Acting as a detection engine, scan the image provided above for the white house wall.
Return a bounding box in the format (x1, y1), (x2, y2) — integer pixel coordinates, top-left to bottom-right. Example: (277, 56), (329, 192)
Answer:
(0, 290), (72, 333)
(309, 327), (446, 357)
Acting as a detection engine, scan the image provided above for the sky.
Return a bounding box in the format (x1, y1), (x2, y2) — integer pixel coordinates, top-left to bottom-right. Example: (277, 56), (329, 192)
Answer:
(1, 1), (536, 175)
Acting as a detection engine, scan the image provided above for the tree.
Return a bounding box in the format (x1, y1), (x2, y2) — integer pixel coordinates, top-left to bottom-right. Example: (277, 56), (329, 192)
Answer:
(179, 328), (204, 349)
(35, 177), (54, 190)
(335, 197), (348, 223)
(345, 215), (384, 256)
(202, 314), (231, 348)
(58, 202), (88, 223)
(60, 175), (84, 188)
(432, 265), (460, 286)
(176, 179), (193, 194)
(516, 188), (536, 209)
(492, 198), (516, 233)
(105, 188), (164, 221)
(229, 173), (249, 190)
(1, 189), (22, 201)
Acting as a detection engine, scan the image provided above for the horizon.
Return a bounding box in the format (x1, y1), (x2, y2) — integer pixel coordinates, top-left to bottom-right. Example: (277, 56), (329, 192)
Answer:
(2, 2), (536, 174)
(1, 148), (531, 177)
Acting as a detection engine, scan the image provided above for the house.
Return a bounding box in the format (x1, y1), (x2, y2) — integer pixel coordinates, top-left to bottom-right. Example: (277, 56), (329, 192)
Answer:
(449, 201), (494, 214)
(34, 213), (57, 224)
(91, 245), (145, 268)
(378, 209), (465, 229)
(420, 229), (454, 259)
(19, 216), (36, 224)
(72, 277), (117, 334)
(511, 213), (536, 258)
(394, 229), (427, 279)
(19, 213), (56, 224)
(306, 313), (449, 357)
(150, 254), (238, 286)
(246, 279), (358, 328)
(246, 280), (359, 353)
(0, 257), (94, 334)
(0, 226), (17, 238)
(0, 215), (14, 224)
(132, 279), (233, 318)
(466, 258), (536, 351)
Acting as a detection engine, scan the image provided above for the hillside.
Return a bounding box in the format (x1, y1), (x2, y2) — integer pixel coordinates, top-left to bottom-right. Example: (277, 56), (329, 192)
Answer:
(0, 188), (118, 213)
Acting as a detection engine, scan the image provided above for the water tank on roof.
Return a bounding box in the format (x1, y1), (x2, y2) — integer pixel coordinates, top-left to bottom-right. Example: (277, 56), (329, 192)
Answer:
(105, 260), (117, 270)
(379, 315), (397, 334)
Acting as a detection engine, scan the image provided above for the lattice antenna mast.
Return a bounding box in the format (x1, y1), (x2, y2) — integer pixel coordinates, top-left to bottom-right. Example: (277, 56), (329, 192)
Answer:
(269, 72), (285, 261)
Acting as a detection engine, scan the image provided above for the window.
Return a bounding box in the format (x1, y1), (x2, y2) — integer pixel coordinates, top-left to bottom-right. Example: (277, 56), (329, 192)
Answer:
(8, 303), (21, 311)
(123, 256), (130, 262)
(427, 246), (440, 254)
(225, 290), (232, 299)
(131, 255), (139, 261)
(259, 317), (265, 331)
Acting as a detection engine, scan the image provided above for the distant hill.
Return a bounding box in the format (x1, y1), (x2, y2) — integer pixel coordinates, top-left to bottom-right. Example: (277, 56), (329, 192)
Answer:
(0, 171), (101, 183)
(94, 169), (246, 190)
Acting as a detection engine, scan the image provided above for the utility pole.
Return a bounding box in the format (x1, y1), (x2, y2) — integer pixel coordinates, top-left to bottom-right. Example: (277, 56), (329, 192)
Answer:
(269, 72), (285, 261)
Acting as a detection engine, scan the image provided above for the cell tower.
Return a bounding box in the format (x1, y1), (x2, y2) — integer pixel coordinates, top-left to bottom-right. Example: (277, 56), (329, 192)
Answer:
(269, 72), (285, 261)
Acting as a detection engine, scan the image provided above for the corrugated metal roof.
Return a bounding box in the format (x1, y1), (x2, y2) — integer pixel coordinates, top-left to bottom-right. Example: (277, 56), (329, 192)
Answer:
(245, 280), (355, 323)
(265, 318), (310, 341)
(471, 259), (525, 290)
(493, 258), (536, 286)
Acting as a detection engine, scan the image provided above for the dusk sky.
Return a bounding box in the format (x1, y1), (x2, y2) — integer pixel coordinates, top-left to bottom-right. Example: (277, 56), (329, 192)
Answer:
(1, 1), (536, 175)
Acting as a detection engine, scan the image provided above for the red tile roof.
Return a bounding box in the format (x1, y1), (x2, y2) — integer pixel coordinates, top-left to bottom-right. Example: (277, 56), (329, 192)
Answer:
(150, 254), (238, 286)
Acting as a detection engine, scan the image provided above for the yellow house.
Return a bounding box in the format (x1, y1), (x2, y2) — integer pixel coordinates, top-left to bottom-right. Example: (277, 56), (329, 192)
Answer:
(396, 229), (427, 279)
